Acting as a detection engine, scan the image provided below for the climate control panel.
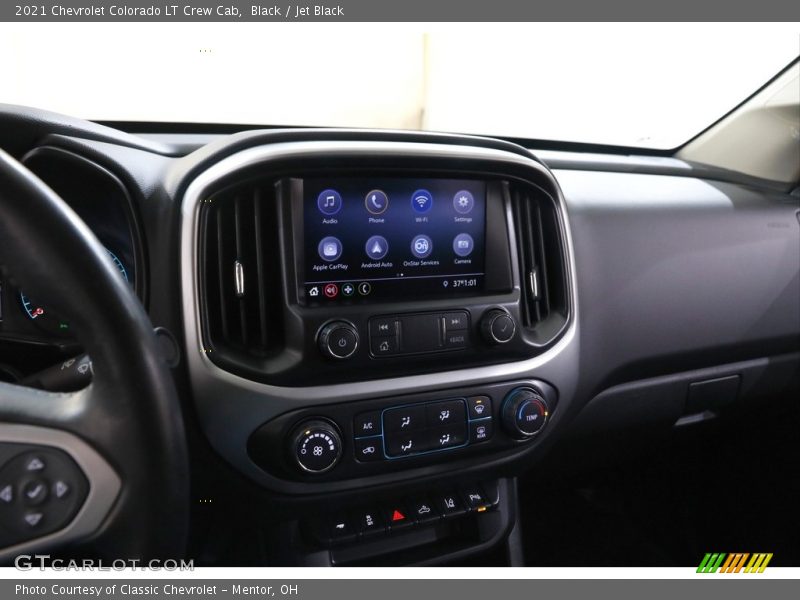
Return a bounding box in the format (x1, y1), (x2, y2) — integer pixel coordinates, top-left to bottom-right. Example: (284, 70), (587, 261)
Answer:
(351, 396), (492, 462)
(248, 379), (558, 482)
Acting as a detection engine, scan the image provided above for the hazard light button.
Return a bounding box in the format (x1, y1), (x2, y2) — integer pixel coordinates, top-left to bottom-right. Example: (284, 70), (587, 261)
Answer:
(383, 505), (413, 531)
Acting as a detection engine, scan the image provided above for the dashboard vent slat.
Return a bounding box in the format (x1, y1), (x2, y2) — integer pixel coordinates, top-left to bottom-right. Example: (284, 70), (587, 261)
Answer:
(252, 188), (270, 350)
(511, 183), (567, 334)
(215, 206), (231, 340)
(234, 195), (249, 346)
(201, 180), (284, 360)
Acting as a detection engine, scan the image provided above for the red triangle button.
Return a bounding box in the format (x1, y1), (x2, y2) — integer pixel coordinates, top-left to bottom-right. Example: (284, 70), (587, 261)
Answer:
(391, 509), (406, 522)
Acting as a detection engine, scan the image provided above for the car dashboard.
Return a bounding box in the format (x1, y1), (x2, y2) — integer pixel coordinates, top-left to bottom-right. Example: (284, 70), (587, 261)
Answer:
(0, 105), (798, 566)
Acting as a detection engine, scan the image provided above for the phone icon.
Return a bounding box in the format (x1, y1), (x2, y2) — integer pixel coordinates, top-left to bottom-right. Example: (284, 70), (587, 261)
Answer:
(365, 189), (389, 215)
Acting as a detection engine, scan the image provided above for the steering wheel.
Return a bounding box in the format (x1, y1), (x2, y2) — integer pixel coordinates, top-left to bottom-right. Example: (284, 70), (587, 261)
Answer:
(0, 148), (188, 560)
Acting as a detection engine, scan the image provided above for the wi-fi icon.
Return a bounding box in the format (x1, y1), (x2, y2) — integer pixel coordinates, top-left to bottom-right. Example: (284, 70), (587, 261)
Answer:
(411, 190), (432, 213)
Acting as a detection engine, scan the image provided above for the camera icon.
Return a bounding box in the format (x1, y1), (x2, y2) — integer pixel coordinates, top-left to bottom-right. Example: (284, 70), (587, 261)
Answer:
(452, 233), (474, 257)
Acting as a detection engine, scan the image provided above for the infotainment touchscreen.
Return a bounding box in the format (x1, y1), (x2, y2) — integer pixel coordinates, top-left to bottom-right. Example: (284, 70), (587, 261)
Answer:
(301, 178), (487, 302)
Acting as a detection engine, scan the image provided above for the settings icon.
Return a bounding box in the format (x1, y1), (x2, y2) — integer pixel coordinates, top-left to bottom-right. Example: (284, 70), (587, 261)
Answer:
(453, 190), (474, 214)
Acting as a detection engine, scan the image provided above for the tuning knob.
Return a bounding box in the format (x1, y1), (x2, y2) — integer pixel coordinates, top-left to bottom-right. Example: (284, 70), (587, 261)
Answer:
(480, 309), (516, 345)
(501, 387), (549, 439)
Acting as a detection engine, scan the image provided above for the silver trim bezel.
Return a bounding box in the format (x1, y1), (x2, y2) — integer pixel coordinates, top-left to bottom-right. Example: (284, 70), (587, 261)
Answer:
(180, 140), (580, 489)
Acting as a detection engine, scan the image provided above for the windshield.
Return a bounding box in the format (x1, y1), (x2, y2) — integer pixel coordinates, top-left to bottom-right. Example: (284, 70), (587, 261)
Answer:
(1, 23), (797, 149)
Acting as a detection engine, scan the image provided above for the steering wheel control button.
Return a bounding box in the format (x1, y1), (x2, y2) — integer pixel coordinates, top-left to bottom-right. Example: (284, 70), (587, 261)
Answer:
(0, 447), (91, 546)
(410, 189), (433, 213)
(317, 189), (342, 216)
(318, 321), (359, 360)
(384, 406), (426, 433)
(23, 512), (44, 528)
(290, 420), (343, 474)
(53, 480), (70, 499)
(23, 480), (48, 506)
(353, 437), (383, 462)
(365, 190), (389, 215)
(469, 419), (494, 444)
(0, 484), (12, 503)
(480, 309), (516, 345)
(354, 411), (382, 437)
(25, 456), (45, 472)
(502, 387), (549, 439)
(467, 396), (492, 419)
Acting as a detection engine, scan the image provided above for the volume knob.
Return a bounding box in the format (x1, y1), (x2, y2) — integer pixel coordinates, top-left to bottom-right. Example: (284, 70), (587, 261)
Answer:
(318, 320), (359, 360)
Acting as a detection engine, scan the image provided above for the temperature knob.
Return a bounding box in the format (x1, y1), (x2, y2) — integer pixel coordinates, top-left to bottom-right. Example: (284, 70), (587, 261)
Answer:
(501, 387), (549, 439)
(289, 419), (343, 474)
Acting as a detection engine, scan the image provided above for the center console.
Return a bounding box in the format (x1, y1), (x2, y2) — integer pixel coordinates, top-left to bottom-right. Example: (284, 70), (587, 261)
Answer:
(179, 134), (577, 563)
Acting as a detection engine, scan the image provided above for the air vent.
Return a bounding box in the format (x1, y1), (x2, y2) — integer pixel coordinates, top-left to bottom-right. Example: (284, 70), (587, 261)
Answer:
(200, 181), (284, 360)
(511, 184), (569, 340)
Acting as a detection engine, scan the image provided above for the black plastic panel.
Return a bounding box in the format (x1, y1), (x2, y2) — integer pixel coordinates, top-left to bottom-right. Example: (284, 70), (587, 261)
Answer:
(559, 168), (800, 394)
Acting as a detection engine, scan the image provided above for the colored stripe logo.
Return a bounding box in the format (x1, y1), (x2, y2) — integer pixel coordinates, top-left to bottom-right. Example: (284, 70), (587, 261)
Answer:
(697, 553), (773, 573)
